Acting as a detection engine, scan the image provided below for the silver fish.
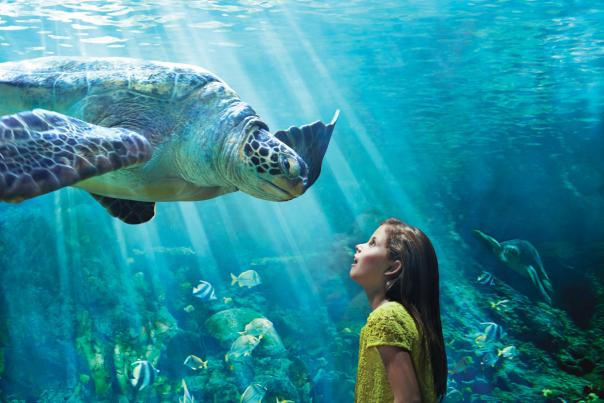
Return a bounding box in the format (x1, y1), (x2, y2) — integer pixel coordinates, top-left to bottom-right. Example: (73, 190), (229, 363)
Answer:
(240, 317), (273, 338)
(480, 351), (499, 367)
(231, 270), (262, 288)
(226, 335), (260, 361)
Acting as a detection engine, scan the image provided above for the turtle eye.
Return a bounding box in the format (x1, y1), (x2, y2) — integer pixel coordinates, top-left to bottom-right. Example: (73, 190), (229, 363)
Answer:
(279, 155), (300, 179)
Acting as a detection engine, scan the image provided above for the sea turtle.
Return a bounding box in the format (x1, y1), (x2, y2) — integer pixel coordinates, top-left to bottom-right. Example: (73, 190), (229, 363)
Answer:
(0, 57), (338, 224)
(473, 229), (554, 304)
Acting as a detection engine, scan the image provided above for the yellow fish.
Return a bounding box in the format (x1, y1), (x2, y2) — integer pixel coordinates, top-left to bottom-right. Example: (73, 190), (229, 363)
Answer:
(497, 345), (517, 359)
(489, 299), (510, 311)
(183, 354), (208, 370)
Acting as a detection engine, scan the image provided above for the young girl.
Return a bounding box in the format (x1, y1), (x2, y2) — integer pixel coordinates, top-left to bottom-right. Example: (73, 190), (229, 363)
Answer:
(350, 218), (447, 402)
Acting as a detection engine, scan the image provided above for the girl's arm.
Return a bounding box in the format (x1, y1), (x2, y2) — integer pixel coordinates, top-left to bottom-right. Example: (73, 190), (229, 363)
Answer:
(378, 345), (421, 403)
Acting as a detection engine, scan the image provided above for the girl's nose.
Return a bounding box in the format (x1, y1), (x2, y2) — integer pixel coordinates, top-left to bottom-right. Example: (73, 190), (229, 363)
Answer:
(355, 244), (361, 253)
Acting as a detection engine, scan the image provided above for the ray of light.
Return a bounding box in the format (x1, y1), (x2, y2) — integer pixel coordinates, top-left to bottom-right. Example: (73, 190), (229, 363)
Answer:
(53, 190), (77, 382)
(277, 3), (425, 226)
(178, 202), (224, 287)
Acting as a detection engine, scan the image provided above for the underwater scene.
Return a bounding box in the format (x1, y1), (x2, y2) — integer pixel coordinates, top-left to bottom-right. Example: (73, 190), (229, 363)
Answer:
(0, 0), (603, 402)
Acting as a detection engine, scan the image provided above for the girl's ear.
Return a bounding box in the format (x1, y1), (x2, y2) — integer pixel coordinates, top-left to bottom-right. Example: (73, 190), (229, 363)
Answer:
(384, 260), (402, 278)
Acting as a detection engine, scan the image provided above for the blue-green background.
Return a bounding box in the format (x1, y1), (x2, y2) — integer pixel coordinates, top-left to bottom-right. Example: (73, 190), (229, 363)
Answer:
(0, 1), (603, 401)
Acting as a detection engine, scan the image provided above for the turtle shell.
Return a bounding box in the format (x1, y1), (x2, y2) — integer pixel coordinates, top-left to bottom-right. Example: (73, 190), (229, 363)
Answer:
(0, 57), (220, 112)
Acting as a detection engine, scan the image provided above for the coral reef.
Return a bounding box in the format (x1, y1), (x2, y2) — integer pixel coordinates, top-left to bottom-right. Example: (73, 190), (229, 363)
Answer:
(0, 203), (601, 402)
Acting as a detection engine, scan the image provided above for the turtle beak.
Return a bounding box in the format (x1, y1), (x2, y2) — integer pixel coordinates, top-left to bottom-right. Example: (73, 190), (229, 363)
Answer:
(259, 177), (305, 200)
(278, 177), (305, 197)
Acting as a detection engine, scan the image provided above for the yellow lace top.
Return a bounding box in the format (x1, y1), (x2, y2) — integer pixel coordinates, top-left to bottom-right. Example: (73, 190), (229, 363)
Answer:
(354, 301), (437, 403)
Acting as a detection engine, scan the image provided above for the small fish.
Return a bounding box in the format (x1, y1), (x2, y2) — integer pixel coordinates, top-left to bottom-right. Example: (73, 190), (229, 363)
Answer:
(342, 327), (353, 334)
(155, 321), (171, 334)
(180, 379), (195, 403)
(275, 398), (295, 403)
(448, 356), (473, 375)
(475, 322), (506, 345)
(230, 270), (262, 288)
(477, 271), (495, 286)
(192, 280), (217, 301)
(445, 387), (463, 401)
(240, 318), (273, 338)
(240, 383), (266, 403)
(184, 305), (195, 313)
(480, 351), (499, 367)
(497, 345), (517, 359)
(542, 389), (554, 397)
(489, 299), (510, 311)
(225, 335), (261, 361)
(223, 297), (233, 304)
(183, 354), (208, 370)
(130, 360), (159, 391)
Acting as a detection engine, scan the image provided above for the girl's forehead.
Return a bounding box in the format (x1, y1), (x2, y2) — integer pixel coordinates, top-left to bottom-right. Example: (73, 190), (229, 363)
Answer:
(371, 225), (388, 241)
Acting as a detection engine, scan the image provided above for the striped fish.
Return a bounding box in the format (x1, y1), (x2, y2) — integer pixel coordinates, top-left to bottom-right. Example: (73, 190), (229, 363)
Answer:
(480, 322), (507, 343)
(477, 271), (495, 286)
(240, 383), (266, 403)
(131, 360), (159, 391)
(179, 379), (195, 403)
(192, 280), (217, 301)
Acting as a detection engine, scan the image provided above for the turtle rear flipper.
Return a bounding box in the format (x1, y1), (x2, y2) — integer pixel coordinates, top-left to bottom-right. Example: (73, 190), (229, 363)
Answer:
(527, 265), (553, 305)
(274, 110), (339, 189)
(89, 194), (155, 224)
(0, 109), (152, 202)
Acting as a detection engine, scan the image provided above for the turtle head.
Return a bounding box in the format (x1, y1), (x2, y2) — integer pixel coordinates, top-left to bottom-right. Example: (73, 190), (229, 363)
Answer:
(502, 245), (520, 262)
(231, 124), (309, 201)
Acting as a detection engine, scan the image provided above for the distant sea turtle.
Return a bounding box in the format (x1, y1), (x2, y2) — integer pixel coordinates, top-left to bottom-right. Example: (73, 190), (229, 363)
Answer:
(0, 57), (338, 224)
(473, 229), (554, 304)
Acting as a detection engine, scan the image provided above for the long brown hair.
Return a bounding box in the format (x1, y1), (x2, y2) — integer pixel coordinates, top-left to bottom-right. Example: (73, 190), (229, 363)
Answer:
(381, 218), (447, 401)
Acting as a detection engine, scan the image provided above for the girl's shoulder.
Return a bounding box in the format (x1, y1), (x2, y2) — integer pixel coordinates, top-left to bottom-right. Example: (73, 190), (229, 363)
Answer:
(368, 301), (416, 327)
(364, 301), (420, 347)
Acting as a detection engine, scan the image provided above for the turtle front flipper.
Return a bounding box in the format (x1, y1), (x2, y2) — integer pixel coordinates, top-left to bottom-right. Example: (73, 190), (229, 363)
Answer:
(89, 194), (155, 224)
(472, 229), (502, 254)
(274, 110), (339, 189)
(0, 109), (152, 202)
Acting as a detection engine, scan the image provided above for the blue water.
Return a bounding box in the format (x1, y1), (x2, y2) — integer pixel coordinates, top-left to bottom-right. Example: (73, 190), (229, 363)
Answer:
(0, 1), (603, 402)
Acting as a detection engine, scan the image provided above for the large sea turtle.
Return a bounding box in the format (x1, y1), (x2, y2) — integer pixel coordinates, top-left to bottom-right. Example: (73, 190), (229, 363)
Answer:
(0, 57), (338, 224)
(473, 229), (554, 304)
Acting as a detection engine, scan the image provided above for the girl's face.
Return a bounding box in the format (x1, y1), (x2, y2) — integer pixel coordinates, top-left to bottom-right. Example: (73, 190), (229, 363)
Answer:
(350, 225), (392, 289)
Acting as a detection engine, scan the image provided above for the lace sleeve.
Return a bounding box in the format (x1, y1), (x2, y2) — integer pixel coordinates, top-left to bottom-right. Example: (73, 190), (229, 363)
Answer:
(365, 311), (417, 351)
